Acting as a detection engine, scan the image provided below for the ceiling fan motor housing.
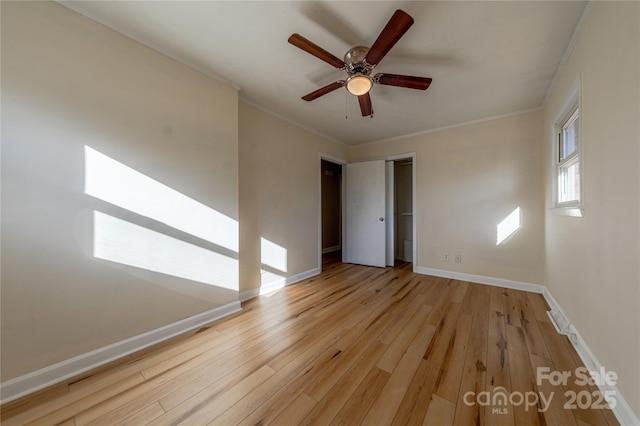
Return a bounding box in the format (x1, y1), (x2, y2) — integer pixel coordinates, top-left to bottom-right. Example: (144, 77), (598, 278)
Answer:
(343, 46), (373, 75)
(343, 46), (374, 96)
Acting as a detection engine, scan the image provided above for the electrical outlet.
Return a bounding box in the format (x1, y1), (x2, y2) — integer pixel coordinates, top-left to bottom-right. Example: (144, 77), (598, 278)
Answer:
(443, 253), (449, 261)
(455, 255), (462, 263)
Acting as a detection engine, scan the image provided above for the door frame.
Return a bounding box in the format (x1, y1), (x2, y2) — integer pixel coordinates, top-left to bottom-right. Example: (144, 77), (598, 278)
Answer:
(317, 152), (417, 273)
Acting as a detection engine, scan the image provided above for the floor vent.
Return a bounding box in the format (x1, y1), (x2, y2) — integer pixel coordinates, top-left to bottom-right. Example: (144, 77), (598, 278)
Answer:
(547, 308), (570, 333)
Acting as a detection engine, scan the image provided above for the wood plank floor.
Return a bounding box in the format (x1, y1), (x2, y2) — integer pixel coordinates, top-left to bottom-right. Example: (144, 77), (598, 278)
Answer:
(1, 257), (619, 425)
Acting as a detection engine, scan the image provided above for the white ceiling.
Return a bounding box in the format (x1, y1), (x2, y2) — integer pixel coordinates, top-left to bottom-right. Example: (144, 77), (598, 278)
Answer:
(59, 1), (587, 146)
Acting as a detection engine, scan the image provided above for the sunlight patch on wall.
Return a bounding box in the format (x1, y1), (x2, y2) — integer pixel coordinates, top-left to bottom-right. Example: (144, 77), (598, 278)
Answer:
(85, 146), (239, 292)
(261, 237), (287, 273)
(496, 207), (521, 245)
(94, 211), (238, 291)
(85, 146), (238, 252)
(260, 237), (288, 295)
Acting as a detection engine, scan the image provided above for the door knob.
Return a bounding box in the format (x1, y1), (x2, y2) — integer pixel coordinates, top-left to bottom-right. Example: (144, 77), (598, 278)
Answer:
(379, 217), (385, 222)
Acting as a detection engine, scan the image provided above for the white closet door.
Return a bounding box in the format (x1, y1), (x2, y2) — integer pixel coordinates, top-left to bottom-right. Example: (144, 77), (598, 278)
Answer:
(345, 160), (386, 267)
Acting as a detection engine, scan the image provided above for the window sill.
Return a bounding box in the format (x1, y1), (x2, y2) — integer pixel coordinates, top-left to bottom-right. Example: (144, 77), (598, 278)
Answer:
(550, 206), (583, 217)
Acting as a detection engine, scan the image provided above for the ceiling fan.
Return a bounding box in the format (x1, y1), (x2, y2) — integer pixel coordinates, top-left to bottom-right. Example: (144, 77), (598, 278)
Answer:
(288, 9), (432, 117)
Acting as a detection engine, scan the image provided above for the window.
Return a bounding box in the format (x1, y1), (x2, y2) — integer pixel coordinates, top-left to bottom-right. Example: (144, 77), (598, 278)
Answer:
(552, 78), (582, 217)
(557, 107), (580, 204)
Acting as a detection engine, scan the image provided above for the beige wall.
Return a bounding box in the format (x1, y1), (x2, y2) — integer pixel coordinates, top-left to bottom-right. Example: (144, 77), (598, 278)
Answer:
(1, 1), (239, 380)
(351, 110), (545, 285)
(238, 102), (348, 294)
(543, 2), (639, 414)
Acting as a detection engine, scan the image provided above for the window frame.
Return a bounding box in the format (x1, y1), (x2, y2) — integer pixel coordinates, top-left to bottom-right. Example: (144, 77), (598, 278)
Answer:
(551, 77), (583, 217)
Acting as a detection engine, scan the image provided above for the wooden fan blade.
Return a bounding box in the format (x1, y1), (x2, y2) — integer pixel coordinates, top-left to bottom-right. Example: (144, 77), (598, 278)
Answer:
(288, 34), (346, 69)
(364, 10), (414, 66)
(302, 81), (345, 101)
(375, 73), (432, 90)
(358, 92), (373, 116)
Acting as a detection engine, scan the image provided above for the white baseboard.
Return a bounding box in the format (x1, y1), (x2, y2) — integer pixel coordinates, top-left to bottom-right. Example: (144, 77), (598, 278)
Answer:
(239, 267), (320, 302)
(541, 289), (640, 426)
(0, 301), (242, 405)
(414, 266), (545, 294)
(414, 266), (638, 424)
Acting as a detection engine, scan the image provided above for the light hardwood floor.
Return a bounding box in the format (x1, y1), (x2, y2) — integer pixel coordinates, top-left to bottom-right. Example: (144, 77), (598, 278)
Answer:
(1, 257), (619, 425)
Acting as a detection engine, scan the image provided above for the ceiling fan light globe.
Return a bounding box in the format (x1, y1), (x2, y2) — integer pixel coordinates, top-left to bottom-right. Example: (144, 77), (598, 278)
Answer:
(346, 75), (372, 96)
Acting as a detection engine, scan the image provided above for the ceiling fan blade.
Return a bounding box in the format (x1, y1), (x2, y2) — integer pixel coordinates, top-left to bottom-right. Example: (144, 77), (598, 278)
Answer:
(364, 10), (414, 66)
(375, 73), (432, 90)
(288, 33), (346, 69)
(302, 81), (345, 101)
(358, 92), (373, 116)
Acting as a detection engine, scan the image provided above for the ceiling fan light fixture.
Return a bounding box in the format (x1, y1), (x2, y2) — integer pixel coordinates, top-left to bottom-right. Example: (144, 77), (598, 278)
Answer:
(346, 74), (372, 96)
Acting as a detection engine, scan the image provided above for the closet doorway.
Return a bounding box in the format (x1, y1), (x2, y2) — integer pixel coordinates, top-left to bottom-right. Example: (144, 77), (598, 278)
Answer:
(320, 159), (343, 269)
(320, 155), (415, 270)
(392, 159), (414, 264)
